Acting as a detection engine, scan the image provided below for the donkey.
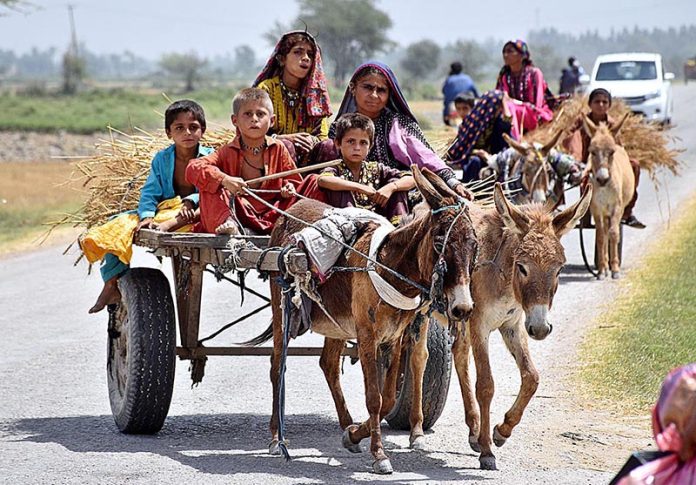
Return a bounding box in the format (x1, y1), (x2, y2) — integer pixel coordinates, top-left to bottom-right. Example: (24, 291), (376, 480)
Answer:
(265, 166), (478, 474)
(502, 130), (566, 207)
(583, 113), (634, 279)
(417, 171), (591, 470)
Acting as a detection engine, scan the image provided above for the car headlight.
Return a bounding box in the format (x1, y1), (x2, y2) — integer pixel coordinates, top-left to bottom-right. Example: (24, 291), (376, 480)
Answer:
(644, 90), (661, 100)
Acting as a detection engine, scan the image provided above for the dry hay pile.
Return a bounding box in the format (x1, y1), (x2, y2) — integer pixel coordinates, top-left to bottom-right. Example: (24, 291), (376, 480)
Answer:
(57, 125), (235, 234)
(528, 95), (682, 178)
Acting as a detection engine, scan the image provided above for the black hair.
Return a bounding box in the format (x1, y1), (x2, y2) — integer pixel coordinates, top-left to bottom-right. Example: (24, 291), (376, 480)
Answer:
(449, 62), (463, 75)
(333, 112), (375, 145)
(165, 99), (206, 133)
(454, 91), (476, 108)
(588, 88), (612, 105)
(568, 56), (576, 66)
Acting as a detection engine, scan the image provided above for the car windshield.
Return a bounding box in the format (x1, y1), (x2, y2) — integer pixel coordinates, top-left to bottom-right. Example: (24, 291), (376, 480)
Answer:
(596, 61), (658, 81)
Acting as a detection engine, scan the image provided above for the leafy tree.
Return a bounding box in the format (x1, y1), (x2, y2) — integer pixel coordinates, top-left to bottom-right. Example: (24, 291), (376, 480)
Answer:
(401, 40), (440, 80)
(443, 40), (490, 83)
(270, 0), (394, 83)
(159, 52), (207, 92)
(0, 0), (30, 14)
(233, 45), (257, 79)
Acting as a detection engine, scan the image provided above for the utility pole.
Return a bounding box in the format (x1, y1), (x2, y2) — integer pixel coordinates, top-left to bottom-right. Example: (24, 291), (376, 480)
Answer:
(67, 4), (78, 57)
(62, 3), (83, 94)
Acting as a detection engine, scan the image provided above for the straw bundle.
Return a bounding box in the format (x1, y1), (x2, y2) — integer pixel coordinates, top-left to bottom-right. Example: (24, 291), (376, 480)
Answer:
(58, 125), (235, 232)
(527, 95), (682, 177)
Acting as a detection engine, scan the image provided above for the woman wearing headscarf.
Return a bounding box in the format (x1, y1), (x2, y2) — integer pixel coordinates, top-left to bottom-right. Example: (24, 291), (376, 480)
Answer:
(445, 90), (512, 182)
(496, 39), (553, 138)
(321, 61), (472, 199)
(254, 31), (332, 163)
(615, 363), (696, 484)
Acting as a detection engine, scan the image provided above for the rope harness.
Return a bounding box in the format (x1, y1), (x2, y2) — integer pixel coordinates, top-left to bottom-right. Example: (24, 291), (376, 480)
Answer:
(222, 187), (471, 460)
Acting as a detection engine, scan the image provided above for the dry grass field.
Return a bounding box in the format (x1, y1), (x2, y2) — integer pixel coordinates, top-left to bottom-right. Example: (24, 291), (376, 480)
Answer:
(0, 161), (85, 254)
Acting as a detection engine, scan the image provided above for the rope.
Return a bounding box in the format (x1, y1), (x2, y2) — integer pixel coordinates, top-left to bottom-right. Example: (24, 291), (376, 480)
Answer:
(579, 217), (600, 278)
(241, 187), (430, 295)
(277, 276), (293, 461)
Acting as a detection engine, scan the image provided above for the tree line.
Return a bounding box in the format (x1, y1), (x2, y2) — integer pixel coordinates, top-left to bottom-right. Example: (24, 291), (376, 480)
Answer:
(2, 0), (695, 94)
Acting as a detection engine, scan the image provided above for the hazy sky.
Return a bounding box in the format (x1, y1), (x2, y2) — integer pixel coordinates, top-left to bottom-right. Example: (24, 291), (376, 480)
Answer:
(1, 0), (694, 59)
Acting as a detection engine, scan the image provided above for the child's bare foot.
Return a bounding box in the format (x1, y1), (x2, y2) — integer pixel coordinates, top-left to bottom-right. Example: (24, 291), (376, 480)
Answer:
(89, 278), (122, 314)
(215, 218), (240, 235)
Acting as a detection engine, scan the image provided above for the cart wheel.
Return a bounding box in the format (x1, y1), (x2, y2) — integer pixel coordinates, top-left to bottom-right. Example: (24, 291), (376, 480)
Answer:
(107, 268), (176, 434)
(385, 319), (452, 431)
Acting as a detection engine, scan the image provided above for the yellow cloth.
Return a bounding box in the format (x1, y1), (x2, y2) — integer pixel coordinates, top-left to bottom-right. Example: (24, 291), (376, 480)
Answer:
(257, 76), (329, 140)
(80, 197), (192, 265)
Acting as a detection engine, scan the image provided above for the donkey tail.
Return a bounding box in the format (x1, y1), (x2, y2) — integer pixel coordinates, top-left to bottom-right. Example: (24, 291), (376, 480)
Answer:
(237, 320), (273, 347)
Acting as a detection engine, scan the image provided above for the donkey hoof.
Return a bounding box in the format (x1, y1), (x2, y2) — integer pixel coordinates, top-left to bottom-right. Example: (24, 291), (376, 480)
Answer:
(268, 440), (281, 455)
(596, 273), (605, 281)
(611, 271), (620, 280)
(468, 435), (481, 453)
(493, 426), (508, 447)
(342, 428), (362, 453)
(479, 454), (497, 470)
(372, 458), (393, 474)
(410, 435), (426, 451)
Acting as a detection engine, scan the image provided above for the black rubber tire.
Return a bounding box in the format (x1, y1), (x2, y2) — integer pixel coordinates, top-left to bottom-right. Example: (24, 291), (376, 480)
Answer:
(107, 268), (176, 434)
(385, 319), (452, 431)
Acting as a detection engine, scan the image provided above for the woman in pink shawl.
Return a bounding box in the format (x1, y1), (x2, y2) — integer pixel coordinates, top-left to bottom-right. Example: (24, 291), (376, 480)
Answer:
(496, 39), (553, 138)
(615, 363), (696, 485)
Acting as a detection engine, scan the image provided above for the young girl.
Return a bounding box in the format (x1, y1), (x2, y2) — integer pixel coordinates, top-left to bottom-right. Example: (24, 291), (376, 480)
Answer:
(253, 31), (332, 163)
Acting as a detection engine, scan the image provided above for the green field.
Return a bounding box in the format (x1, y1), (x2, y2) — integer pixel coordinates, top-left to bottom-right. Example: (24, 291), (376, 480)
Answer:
(579, 197), (696, 413)
(0, 87), (246, 134)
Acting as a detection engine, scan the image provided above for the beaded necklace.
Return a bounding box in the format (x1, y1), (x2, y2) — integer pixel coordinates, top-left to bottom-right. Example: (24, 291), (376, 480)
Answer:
(279, 79), (300, 108)
(239, 135), (266, 156)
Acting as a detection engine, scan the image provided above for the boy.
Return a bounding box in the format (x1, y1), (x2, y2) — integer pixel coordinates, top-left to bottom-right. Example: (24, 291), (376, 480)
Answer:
(563, 88), (645, 228)
(317, 113), (414, 225)
(186, 88), (301, 235)
(453, 91), (476, 121)
(83, 99), (213, 313)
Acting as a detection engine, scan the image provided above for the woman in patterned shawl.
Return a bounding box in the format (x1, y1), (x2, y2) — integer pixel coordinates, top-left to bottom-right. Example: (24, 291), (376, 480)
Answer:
(254, 31), (332, 162)
(496, 39), (553, 138)
(446, 90), (512, 182)
(322, 61), (471, 199)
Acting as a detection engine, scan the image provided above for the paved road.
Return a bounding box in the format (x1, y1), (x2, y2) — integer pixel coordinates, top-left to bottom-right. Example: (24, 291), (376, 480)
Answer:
(1, 85), (695, 484)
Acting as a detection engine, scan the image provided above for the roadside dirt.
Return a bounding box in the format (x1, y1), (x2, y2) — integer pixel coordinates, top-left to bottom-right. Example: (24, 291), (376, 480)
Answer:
(0, 130), (103, 162)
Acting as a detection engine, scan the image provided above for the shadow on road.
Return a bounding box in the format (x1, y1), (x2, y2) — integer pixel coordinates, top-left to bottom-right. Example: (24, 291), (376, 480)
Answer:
(559, 264), (596, 284)
(2, 413), (491, 482)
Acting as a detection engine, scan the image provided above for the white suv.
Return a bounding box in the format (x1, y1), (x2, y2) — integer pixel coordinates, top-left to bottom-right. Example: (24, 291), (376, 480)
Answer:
(586, 53), (674, 124)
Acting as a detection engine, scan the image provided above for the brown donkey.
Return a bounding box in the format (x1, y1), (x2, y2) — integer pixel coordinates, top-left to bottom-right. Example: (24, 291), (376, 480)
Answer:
(501, 130), (566, 207)
(583, 113), (635, 279)
(448, 181), (592, 470)
(266, 166), (478, 474)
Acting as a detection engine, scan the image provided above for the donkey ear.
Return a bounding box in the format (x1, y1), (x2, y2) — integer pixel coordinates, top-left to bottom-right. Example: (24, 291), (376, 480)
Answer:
(411, 165), (443, 209)
(420, 167), (462, 200)
(610, 112), (630, 138)
(493, 183), (530, 235)
(582, 115), (597, 138)
(503, 132), (529, 156)
(541, 129), (564, 157)
(553, 184), (593, 237)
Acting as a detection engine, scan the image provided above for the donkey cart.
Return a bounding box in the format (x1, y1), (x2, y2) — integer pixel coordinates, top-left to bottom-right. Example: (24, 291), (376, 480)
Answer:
(105, 228), (452, 434)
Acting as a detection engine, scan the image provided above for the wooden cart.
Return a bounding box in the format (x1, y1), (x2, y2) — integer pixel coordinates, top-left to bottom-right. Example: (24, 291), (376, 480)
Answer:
(105, 229), (452, 434)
